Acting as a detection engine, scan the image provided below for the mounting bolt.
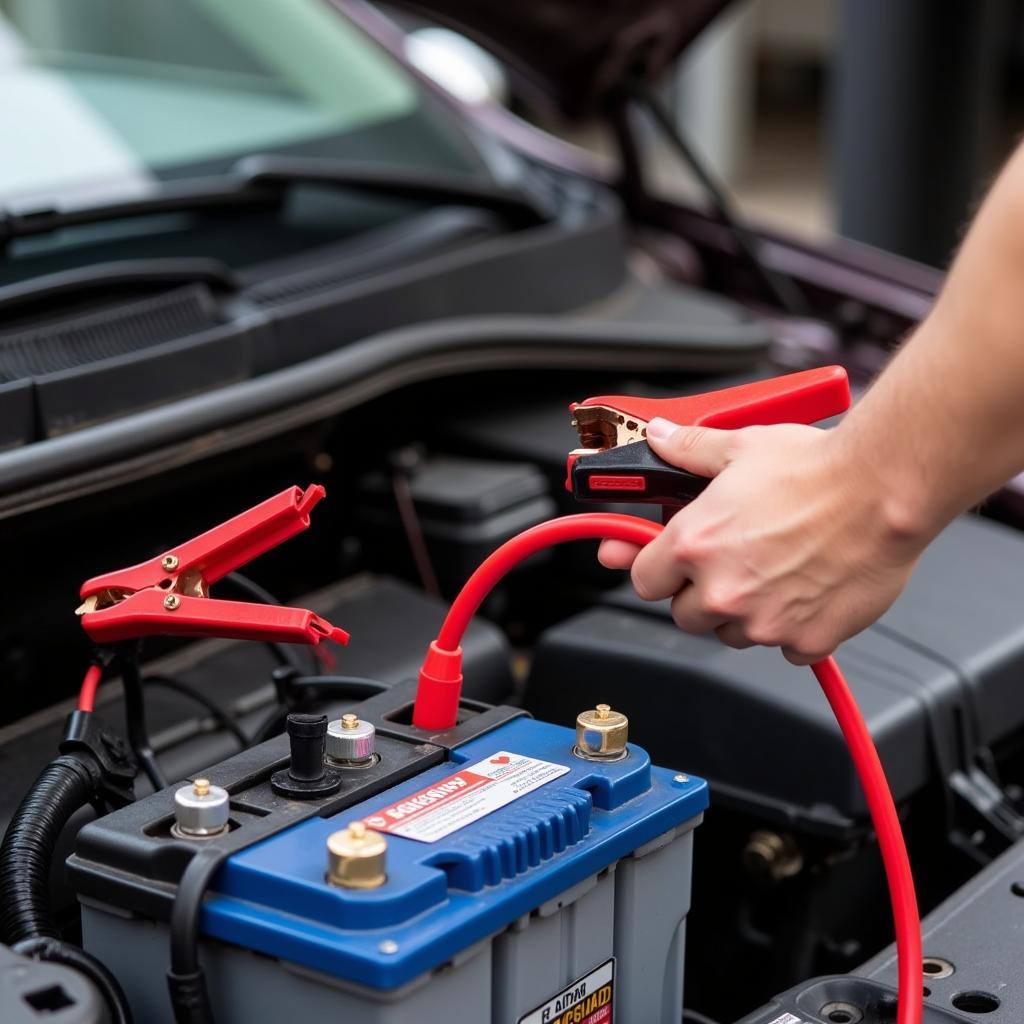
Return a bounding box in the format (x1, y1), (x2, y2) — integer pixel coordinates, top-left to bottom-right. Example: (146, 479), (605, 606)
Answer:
(327, 821), (387, 889)
(674, 774), (690, 784)
(574, 703), (629, 761)
(161, 555), (179, 572)
(742, 830), (804, 881)
(378, 939), (399, 955)
(163, 594), (181, 610)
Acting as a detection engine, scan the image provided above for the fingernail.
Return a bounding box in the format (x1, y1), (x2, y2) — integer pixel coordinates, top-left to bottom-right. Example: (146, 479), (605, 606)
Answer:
(647, 417), (678, 440)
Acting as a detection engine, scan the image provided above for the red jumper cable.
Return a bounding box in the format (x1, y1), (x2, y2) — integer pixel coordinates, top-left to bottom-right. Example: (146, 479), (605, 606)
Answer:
(412, 369), (922, 1024)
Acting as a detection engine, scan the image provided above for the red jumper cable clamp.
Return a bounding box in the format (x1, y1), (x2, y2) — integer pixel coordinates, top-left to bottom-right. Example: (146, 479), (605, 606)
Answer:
(567, 365), (850, 510)
(414, 367), (853, 731)
(77, 484), (349, 647)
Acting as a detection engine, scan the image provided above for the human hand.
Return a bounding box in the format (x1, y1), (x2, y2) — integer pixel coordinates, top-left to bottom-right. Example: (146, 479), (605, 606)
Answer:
(598, 417), (923, 664)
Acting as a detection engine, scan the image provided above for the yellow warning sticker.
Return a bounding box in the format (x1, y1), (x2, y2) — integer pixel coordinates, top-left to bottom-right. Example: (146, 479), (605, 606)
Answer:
(518, 958), (614, 1024)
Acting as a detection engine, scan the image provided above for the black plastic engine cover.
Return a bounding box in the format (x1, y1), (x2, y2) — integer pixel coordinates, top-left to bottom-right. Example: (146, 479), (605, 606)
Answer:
(859, 835), (1024, 1022)
(525, 514), (1024, 836)
(738, 976), (967, 1023)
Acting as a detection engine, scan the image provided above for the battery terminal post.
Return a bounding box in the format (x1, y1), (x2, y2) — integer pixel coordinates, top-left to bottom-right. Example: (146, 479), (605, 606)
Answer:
(327, 821), (387, 890)
(574, 704), (629, 761)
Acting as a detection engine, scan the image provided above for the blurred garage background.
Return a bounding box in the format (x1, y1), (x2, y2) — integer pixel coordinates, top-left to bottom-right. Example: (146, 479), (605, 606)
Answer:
(393, 0), (1022, 269)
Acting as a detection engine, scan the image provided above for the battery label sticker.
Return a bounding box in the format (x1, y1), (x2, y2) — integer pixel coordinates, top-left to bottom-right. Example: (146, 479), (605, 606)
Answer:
(518, 958), (614, 1024)
(362, 751), (570, 843)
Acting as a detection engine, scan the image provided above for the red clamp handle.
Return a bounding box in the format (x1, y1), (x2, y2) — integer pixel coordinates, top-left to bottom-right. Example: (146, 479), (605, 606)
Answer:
(81, 592), (348, 646)
(78, 484), (348, 648)
(575, 365), (850, 430)
(81, 485), (326, 598)
(567, 366), (851, 510)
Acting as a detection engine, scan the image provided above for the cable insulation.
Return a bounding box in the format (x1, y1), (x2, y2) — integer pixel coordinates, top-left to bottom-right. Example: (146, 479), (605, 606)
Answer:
(420, 512), (922, 1024)
(77, 664), (103, 713)
(813, 656), (922, 1024)
(0, 755), (96, 943)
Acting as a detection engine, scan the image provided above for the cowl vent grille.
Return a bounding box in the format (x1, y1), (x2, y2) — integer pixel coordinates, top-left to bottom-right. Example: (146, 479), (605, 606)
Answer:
(0, 285), (222, 383)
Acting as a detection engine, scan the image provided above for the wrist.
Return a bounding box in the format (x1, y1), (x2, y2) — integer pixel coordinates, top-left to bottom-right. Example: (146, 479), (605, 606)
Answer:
(822, 423), (935, 557)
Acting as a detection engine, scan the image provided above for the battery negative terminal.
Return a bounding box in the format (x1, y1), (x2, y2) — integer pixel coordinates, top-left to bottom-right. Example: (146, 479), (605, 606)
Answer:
(326, 713), (377, 767)
(574, 703), (629, 761)
(327, 821), (388, 889)
(172, 777), (230, 839)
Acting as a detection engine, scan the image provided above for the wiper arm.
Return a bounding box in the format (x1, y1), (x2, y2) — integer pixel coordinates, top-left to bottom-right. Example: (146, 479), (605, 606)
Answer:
(0, 258), (238, 316)
(0, 156), (548, 246)
(0, 179), (271, 247)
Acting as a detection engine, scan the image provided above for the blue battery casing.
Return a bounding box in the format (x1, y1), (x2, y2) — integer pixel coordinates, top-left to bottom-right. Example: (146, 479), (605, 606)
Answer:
(204, 716), (708, 990)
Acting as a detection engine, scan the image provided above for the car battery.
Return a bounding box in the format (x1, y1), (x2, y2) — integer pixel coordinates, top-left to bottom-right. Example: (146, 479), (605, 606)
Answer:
(70, 686), (707, 1024)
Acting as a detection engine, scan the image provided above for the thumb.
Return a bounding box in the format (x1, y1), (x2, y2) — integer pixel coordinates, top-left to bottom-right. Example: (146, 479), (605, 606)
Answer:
(646, 418), (736, 477)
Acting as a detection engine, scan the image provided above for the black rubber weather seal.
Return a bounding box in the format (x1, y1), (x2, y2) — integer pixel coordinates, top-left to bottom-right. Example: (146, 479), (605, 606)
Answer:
(0, 314), (770, 516)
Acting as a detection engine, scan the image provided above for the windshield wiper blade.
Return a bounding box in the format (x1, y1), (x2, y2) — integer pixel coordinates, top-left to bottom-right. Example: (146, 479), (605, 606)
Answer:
(0, 156), (548, 247)
(232, 154), (548, 228)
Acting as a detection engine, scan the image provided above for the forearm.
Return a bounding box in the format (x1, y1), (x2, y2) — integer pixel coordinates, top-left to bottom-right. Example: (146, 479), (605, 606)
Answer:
(835, 142), (1024, 545)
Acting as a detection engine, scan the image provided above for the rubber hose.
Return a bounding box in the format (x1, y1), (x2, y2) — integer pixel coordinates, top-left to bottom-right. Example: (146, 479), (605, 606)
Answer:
(0, 754), (97, 944)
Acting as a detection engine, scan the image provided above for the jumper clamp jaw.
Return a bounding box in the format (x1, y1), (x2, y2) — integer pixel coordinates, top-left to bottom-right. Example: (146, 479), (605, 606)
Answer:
(77, 484), (349, 647)
(568, 366), (851, 508)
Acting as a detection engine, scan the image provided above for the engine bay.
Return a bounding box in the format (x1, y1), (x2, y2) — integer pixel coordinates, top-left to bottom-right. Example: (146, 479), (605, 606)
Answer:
(4, 347), (1024, 1022)
(0, 18), (1016, 1017)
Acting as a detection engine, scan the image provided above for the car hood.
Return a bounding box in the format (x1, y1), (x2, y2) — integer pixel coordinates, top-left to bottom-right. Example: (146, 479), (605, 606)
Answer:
(384, 0), (734, 118)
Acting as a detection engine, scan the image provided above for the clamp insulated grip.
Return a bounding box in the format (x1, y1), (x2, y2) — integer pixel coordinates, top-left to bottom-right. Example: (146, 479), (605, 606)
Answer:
(77, 483), (349, 648)
(571, 441), (710, 506)
(569, 366), (851, 509)
(575, 365), (850, 431)
(80, 592), (349, 646)
(80, 484), (326, 599)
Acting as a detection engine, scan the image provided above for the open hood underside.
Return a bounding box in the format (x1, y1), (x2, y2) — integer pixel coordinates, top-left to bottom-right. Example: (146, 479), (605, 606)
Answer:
(384, 0), (735, 118)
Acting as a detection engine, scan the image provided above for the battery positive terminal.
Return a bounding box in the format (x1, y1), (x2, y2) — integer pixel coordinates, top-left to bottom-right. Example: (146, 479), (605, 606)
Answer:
(574, 704), (629, 761)
(326, 821), (387, 889)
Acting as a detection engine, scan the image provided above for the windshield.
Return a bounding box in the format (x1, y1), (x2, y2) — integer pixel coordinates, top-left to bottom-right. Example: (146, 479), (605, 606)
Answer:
(0, 0), (486, 208)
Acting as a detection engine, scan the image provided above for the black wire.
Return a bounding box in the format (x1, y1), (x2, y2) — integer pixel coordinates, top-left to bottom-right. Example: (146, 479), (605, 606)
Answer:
(15, 936), (134, 1024)
(118, 651), (167, 791)
(391, 464), (442, 598)
(250, 704), (289, 745)
(286, 675), (389, 701)
(168, 846), (227, 1024)
(683, 1010), (722, 1024)
(630, 80), (810, 318)
(220, 572), (314, 675)
(143, 675), (249, 749)
(249, 675), (389, 743)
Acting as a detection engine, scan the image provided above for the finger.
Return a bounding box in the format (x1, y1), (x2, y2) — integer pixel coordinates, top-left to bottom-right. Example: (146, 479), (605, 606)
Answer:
(598, 539), (642, 570)
(782, 642), (835, 667)
(629, 528), (693, 601)
(646, 418), (737, 478)
(669, 586), (728, 635)
(715, 621), (754, 649)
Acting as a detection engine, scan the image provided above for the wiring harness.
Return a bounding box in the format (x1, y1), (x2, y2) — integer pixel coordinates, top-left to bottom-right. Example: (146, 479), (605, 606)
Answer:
(0, 705), (136, 1023)
(412, 512), (923, 1024)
